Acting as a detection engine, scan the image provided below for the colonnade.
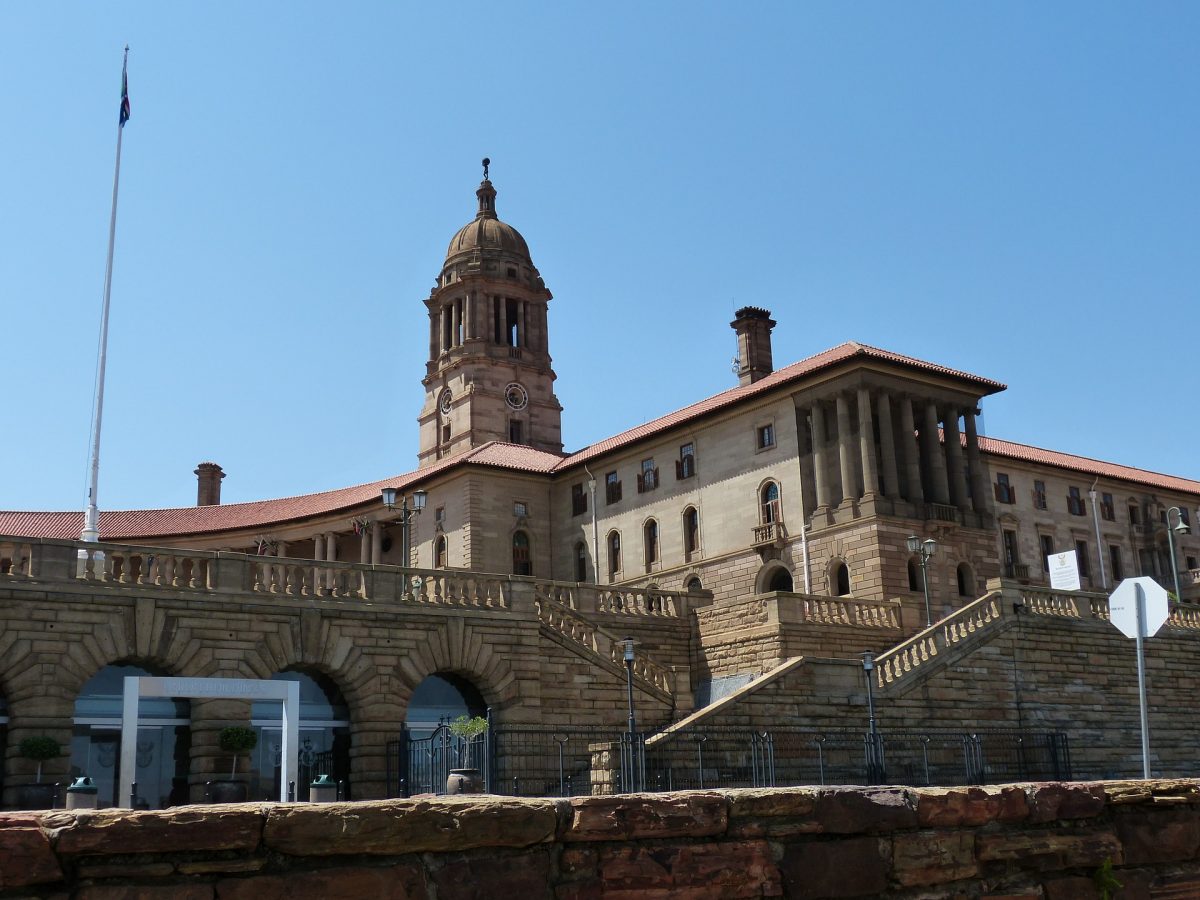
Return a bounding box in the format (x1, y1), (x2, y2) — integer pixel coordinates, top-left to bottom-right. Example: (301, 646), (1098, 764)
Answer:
(428, 292), (548, 358)
(803, 390), (990, 517)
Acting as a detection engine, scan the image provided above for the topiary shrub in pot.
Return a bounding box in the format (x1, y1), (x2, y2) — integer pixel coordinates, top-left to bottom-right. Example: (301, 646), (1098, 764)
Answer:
(446, 715), (488, 794)
(18, 736), (61, 809)
(210, 726), (258, 803)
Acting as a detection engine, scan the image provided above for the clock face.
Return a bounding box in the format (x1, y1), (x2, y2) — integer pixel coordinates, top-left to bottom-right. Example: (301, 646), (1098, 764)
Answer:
(504, 382), (529, 411)
(439, 389), (453, 415)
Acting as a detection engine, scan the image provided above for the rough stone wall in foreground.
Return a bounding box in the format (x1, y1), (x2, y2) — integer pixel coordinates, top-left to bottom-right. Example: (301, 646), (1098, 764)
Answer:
(5, 780), (1200, 898)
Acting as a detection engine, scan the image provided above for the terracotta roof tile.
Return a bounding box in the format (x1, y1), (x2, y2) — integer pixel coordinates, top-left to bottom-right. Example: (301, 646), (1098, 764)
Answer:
(979, 435), (1200, 496)
(553, 341), (1003, 471)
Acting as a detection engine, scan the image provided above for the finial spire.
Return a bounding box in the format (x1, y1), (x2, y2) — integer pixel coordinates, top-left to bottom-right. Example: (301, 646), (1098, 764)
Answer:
(475, 158), (497, 219)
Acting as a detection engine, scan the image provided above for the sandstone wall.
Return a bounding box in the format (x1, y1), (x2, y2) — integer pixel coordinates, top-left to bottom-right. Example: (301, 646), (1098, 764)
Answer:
(4, 780), (1200, 898)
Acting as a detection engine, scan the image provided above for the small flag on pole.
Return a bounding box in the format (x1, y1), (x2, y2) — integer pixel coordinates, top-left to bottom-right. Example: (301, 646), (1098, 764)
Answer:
(119, 46), (130, 127)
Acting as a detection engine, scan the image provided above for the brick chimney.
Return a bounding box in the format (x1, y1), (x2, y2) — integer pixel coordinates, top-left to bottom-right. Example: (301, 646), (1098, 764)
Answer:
(730, 306), (776, 386)
(195, 462), (225, 506)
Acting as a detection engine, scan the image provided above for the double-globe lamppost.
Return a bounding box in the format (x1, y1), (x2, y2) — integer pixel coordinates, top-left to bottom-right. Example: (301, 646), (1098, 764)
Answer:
(381, 487), (427, 566)
(1166, 507), (1191, 602)
(907, 535), (938, 627)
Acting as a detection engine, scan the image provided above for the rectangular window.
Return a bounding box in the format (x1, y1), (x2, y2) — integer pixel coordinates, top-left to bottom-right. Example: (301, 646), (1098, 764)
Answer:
(1075, 540), (1090, 578)
(637, 458), (658, 493)
(509, 419), (524, 444)
(1067, 486), (1086, 516)
(605, 471), (622, 505)
(1003, 529), (1020, 565)
(756, 423), (776, 450)
(1187, 555), (1197, 571)
(1100, 493), (1115, 521)
(513, 500), (528, 518)
(1040, 535), (1054, 572)
(1180, 508), (1192, 527)
(1109, 545), (1124, 582)
(435, 506), (446, 522)
(1129, 504), (1141, 525)
(1033, 480), (1047, 510)
(570, 483), (588, 516)
(994, 473), (1014, 504)
(676, 442), (696, 479)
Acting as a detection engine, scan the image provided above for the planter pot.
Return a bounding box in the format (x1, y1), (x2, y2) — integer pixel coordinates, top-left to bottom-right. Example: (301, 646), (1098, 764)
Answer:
(445, 769), (484, 795)
(208, 780), (248, 803)
(17, 783), (58, 810)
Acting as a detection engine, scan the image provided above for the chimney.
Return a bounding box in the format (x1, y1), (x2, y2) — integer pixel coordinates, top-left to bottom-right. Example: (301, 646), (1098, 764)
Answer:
(195, 462), (225, 506)
(730, 306), (776, 386)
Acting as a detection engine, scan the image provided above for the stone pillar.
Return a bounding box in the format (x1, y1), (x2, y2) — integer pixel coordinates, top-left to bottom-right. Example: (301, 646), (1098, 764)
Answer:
(452, 300), (462, 347)
(810, 402), (831, 510)
(900, 397), (924, 503)
(964, 410), (988, 513)
(924, 402), (950, 505)
(313, 534), (325, 562)
(944, 409), (969, 512)
(836, 393), (857, 502)
(360, 528), (370, 565)
(877, 392), (900, 499)
(428, 306), (438, 360)
(371, 525), (382, 566)
(520, 300), (528, 349)
(856, 388), (879, 497)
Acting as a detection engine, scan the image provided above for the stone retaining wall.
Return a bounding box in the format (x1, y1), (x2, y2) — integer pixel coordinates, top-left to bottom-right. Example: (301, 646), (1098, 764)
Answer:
(4, 780), (1200, 898)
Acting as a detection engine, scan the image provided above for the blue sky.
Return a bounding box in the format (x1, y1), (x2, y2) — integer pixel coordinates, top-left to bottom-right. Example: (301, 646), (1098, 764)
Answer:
(1, 2), (1196, 512)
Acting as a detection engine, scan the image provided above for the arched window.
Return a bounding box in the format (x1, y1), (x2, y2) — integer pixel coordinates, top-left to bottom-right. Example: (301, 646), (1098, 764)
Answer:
(685, 576), (703, 593)
(644, 519), (659, 567)
(574, 541), (588, 582)
(831, 560), (850, 596)
(907, 558), (921, 592)
(683, 506), (700, 560)
(435, 535), (447, 569)
(761, 482), (781, 524)
(768, 567), (794, 592)
(957, 562), (974, 597)
(512, 530), (531, 576)
(607, 531), (621, 578)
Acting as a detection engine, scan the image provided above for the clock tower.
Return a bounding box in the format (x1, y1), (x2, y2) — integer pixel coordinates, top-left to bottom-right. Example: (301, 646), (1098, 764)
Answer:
(418, 161), (563, 467)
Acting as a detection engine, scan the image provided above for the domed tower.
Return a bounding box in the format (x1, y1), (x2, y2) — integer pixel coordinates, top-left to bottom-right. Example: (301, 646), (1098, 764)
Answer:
(418, 160), (563, 467)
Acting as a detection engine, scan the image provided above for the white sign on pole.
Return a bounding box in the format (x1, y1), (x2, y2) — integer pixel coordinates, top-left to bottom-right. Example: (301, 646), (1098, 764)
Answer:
(1108, 577), (1170, 639)
(1047, 550), (1081, 591)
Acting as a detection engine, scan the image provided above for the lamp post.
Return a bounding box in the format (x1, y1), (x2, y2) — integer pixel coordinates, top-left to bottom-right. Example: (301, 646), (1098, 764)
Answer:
(860, 651), (883, 784)
(1166, 507), (1190, 602)
(381, 487), (427, 566)
(907, 535), (938, 627)
(621, 636), (640, 791)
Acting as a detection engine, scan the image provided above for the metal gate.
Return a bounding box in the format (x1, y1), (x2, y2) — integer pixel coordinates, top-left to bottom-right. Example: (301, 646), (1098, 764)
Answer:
(386, 722), (490, 797)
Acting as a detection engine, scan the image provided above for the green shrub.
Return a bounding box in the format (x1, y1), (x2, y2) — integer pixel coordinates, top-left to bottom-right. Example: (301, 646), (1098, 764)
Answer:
(19, 736), (60, 782)
(219, 726), (258, 777)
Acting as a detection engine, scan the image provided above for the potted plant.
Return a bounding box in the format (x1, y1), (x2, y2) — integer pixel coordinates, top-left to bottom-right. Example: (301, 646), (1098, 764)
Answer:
(210, 726), (258, 803)
(445, 715), (488, 794)
(18, 736), (61, 809)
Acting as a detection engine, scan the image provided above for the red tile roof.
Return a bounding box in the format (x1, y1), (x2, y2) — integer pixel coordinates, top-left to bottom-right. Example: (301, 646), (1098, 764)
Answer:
(552, 341), (1004, 472)
(979, 435), (1200, 496)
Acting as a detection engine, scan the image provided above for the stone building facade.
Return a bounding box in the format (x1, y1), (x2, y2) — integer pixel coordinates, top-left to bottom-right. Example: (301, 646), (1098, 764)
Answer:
(1, 166), (1199, 806)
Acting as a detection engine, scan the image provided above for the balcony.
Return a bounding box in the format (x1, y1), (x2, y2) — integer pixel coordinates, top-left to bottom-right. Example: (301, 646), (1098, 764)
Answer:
(925, 503), (960, 524)
(752, 522), (786, 547)
(1003, 563), (1030, 580)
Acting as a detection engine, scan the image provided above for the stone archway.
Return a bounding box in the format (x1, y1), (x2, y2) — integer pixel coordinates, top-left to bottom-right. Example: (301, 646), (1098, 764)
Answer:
(755, 562), (794, 594)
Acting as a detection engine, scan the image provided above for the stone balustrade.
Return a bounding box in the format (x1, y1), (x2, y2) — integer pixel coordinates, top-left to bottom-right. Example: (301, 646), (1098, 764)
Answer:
(534, 580), (698, 619)
(0, 537), (33, 576)
(534, 592), (674, 697)
(77, 542), (217, 590)
(761, 591), (903, 629)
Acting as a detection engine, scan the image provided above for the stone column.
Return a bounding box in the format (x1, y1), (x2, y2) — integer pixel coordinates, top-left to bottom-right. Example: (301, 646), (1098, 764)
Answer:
(371, 525), (382, 566)
(944, 409), (969, 512)
(836, 393), (857, 502)
(900, 397), (924, 503)
(923, 402), (950, 505)
(877, 391), (900, 499)
(313, 533), (325, 562)
(810, 402), (831, 510)
(520, 300), (528, 349)
(360, 528), (370, 565)
(964, 410), (988, 513)
(451, 300), (462, 347)
(325, 532), (337, 592)
(856, 387), (879, 497)
(428, 309), (438, 361)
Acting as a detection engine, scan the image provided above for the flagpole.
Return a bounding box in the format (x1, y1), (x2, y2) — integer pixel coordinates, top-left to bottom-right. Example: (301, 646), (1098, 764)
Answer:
(82, 45), (130, 545)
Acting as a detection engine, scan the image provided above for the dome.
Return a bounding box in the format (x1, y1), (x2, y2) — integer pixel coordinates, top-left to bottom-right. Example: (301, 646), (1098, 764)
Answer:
(444, 174), (532, 264)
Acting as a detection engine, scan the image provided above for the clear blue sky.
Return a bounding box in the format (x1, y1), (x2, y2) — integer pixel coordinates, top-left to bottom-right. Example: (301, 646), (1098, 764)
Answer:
(2, 2), (1197, 512)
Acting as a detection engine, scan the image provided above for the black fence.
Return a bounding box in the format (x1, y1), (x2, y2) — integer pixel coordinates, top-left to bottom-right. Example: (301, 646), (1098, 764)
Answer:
(386, 722), (1070, 797)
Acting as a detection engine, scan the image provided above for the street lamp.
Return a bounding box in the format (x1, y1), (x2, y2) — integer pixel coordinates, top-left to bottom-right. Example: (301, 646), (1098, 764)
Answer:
(620, 636), (640, 791)
(381, 488), (427, 566)
(1166, 507), (1190, 603)
(860, 651), (884, 784)
(907, 535), (938, 627)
